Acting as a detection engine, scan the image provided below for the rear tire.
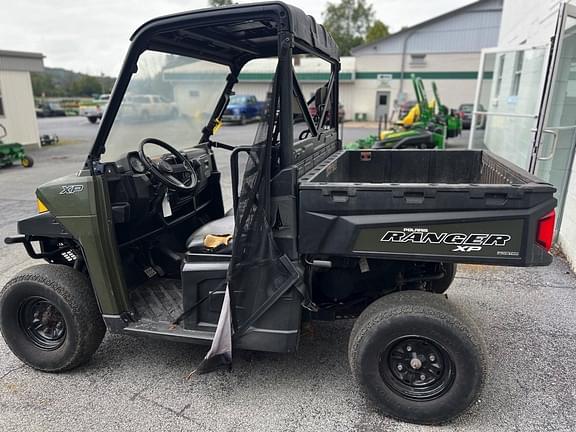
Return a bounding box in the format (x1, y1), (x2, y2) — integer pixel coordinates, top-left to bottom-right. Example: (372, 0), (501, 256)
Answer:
(349, 291), (486, 425)
(427, 263), (457, 294)
(0, 264), (106, 372)
(21, 155), (34, 168)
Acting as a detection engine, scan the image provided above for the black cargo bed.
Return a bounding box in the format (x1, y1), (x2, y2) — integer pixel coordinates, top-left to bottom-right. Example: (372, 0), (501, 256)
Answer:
(298, 150), (556, 266)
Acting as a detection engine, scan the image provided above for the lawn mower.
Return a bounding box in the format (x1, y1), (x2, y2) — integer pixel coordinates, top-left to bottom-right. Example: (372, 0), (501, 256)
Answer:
(431, 81), (462, 138)
(0, 124), (34, 168)
(346, 75), (446, 150)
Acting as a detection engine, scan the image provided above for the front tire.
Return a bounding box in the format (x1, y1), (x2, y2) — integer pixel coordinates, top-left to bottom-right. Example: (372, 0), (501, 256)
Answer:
(0, 264), (106, 372)
(349, 291), (486, 425)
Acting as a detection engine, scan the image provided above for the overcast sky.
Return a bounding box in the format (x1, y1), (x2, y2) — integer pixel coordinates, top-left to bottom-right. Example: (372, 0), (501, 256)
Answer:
(1, 0), (474, 76)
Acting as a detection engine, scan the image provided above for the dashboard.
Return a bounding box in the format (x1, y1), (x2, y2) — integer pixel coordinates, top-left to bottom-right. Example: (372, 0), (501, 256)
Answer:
(99, 144), (217, 238)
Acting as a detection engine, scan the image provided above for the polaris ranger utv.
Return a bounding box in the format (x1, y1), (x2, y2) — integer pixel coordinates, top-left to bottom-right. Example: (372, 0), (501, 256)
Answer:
(0, 3), (557, 425)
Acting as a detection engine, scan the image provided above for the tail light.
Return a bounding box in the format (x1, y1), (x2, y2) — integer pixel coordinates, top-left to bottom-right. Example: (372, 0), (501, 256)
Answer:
(536, 210), (555, 251)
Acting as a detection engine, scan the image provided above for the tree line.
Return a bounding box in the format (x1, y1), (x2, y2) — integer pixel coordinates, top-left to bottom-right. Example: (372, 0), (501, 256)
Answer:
(31, 68), (115, 98)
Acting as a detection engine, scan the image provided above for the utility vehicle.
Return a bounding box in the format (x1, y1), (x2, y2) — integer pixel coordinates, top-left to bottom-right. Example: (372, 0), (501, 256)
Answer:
(0, 3), (556, 425)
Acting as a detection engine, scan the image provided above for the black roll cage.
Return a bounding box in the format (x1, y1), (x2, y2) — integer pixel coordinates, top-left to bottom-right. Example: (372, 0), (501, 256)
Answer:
(86, 2), (340, 173)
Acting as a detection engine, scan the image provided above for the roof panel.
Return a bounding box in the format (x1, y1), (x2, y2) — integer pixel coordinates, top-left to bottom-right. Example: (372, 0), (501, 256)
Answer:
(132, 2), (339, 64)
(0, 50), (44, 72)
(354, 0), (502, 55)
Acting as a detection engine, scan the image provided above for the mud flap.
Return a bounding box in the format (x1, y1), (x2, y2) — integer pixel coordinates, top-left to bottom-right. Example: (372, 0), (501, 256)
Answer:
(192, 284), (233, 374)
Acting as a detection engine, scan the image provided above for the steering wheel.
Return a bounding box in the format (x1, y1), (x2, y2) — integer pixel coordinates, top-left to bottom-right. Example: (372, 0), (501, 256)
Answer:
(138, 138), (198, 191)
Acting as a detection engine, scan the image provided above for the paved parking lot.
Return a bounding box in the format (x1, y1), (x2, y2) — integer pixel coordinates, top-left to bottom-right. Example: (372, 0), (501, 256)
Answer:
(0, 117), (575, 431)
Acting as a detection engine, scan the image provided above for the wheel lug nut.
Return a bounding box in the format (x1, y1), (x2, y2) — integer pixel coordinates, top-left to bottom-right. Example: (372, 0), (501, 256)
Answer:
(420, 374), (426, 380)
(429, 355), (436, 362)
(397, 364), (404, 371)
(406, 345), (412, 352)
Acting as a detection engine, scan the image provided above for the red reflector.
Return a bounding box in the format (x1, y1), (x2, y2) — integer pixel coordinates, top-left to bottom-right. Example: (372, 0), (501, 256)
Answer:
(537, 210), (555, 251)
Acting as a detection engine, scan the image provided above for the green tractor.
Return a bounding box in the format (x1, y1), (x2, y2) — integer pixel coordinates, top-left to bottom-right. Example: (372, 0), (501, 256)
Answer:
(431, 81), (462, 139)
(0, 124), (34, 168)
(346, 75), (446, 150)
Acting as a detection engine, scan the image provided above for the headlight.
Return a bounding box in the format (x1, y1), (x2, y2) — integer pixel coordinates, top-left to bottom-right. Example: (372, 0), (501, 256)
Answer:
(37, 198), (48, 213)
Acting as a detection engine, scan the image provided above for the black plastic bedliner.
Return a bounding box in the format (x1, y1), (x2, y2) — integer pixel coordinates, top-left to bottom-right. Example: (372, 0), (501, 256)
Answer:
(299, 150), (554, 213)
(306, 150), (537, 185)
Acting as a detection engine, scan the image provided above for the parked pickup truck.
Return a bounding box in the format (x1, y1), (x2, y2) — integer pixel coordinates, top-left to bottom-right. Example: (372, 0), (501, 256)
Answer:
(79, 94), (110, 124)
(0, 3), (557, 426)
(35, 102), (66, 117)
(222, 94), (265, 124)
(80, 103), (107, 124)
(120, 94), (179, 121)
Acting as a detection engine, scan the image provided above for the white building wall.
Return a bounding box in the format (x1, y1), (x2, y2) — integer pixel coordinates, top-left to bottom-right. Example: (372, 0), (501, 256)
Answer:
(560, 155), (576, 269)
(499, 0), (560, 46)
(354, 53), (481, 120)
(354, 0), (502, 55)
(0, 70), (40, 146)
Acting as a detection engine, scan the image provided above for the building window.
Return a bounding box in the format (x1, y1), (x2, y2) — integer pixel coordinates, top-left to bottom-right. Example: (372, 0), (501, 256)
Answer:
(410, 54), (427, 66)
(511, 51), (524, 96)
(495, 54), (505, 97)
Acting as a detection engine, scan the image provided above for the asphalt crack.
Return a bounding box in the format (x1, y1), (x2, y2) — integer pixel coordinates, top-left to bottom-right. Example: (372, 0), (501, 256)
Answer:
(0, 365), (24, 382)
(131, 393), (211, 430)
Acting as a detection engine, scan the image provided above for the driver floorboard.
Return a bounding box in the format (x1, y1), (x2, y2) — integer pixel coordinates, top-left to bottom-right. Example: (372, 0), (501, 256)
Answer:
(129, 278), (183, 323)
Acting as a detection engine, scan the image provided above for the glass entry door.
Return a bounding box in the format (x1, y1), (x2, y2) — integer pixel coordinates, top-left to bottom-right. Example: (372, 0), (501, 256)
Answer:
(470, 2), (576, 233)
(531, 3), (576, 229)
(468, 46), (549, 171)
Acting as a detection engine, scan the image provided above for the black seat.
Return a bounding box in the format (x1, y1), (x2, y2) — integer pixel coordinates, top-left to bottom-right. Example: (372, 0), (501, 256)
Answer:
(186, 215), (235, 254)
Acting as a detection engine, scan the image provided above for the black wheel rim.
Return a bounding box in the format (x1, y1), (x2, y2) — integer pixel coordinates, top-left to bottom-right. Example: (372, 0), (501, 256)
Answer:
(18, 297), (66, 350)
(379, 336), (455, 400)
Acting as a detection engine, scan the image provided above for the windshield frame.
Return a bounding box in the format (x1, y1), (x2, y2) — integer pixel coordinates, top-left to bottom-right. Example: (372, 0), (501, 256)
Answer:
(99, 50), (232, 162)
(85, 3), (340, 172)
(87, 41), (236, 169)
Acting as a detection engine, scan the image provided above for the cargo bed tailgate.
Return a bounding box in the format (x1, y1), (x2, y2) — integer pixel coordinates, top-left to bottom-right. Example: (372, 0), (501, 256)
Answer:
(298, 150), (556, 267)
